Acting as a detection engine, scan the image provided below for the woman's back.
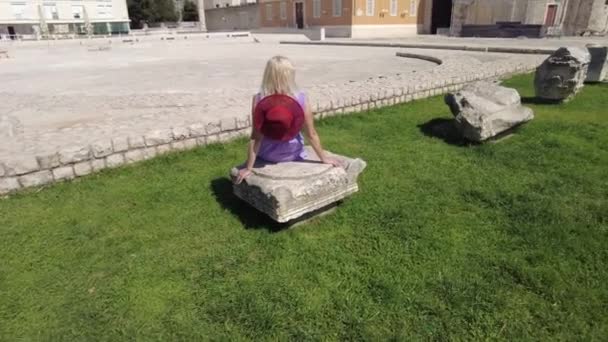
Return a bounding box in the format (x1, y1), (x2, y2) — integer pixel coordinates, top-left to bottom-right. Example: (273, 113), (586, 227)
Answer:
(255, 91), (307, 163)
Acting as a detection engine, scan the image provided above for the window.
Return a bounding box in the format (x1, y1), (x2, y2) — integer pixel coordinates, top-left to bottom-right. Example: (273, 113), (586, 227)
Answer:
(265, 3), (272, 21)
(390, 0), (397, 16)
(280, 2), (286, 20)
(96, 4), (112, 19)
(313, 0), (321, 18)
(10, 2), (27, 19)
(333, 0), (342, 16)
(72, 5), (83, 19)
(409, 0), (417, 16)
(43, 4), (59, 20)
(366, 0), (374, 16)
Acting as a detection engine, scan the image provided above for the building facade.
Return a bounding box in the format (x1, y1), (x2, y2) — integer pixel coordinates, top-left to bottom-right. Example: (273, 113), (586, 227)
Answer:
(0, 0), (129, 38)
(258, 0), (428, 38)
(204, 0), (256, 9)
(449, 0), (608, 36)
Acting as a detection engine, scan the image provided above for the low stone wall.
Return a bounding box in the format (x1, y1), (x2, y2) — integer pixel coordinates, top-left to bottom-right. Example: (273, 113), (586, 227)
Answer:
(0, 52), (538, 196)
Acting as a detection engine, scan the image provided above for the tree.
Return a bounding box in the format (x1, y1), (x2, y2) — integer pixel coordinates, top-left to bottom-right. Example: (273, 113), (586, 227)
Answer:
(127, 0), (179, 28)
(182, 0), (199, 22)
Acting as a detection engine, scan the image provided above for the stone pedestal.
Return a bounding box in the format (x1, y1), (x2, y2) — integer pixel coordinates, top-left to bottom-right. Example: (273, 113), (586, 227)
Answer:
(230, 147), (366, 223)
(585, 44), (608, 83)
(445, 81), (534, 142)
(534, 47), (591, 102)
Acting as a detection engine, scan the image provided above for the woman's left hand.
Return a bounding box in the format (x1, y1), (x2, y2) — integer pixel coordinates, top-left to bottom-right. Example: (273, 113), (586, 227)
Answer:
(234, 168), (253, 184)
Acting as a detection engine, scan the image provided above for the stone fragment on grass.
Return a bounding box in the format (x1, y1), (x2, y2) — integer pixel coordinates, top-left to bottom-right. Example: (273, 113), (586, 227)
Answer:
(230, 147), (366, 223)
(534, 47), (590, 102)
(445, 81), (534, 142)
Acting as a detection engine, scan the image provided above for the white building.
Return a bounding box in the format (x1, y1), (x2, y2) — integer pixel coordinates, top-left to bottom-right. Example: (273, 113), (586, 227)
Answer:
(203, 0), (256, 10)
(0, 0), (129, 39)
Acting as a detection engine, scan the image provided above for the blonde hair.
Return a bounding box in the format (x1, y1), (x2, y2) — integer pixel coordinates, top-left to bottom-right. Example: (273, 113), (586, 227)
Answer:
(260, 56), (298, 97)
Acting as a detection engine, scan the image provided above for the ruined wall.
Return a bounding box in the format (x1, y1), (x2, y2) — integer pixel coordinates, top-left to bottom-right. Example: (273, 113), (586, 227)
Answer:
(587, 0), (608, 34)
(205, 4), (260, 31)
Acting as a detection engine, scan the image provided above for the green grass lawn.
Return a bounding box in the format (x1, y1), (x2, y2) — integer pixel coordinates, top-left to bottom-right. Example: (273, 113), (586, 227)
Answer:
(1, 74), (607, 340)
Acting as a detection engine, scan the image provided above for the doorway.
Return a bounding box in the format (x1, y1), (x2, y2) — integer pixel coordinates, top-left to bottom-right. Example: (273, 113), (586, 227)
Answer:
(8, 26), (16, 40)
(431, 0), (452, 34)
(295, 2), (304, 29)
(544, 4), (558, 26)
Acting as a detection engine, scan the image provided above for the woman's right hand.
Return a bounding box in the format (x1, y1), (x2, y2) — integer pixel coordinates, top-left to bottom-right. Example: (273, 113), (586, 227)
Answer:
(234, 168), (253, 184)
(322, 157), (343, 168)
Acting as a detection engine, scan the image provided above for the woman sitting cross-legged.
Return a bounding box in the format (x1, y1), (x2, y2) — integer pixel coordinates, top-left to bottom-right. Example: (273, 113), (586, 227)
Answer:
(234, 55), (341, 184)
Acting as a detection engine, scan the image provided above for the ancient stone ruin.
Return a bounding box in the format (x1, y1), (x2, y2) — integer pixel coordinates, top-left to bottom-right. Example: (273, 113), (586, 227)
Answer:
(230, 147), (366, 223)
(585, 44), (608, 83)
(534, 47), (591, 102)
(445, 81), (534, 142)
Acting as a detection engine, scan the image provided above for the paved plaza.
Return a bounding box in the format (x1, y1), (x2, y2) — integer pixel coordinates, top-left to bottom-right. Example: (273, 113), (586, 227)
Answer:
(2, 37), (544, 155)
(0, 36), (550, 191)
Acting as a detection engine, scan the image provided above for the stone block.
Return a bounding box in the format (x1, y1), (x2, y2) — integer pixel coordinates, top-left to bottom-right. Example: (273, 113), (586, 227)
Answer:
(143, 147), (157, 160)
(91, 158), (106, 172)
(172, 126), (189, 140)
(145, 129), (173, 146)
(188, 123), (206, 137)
(111, 137), (129, 152)
(220, 118), (237, 131)
(37, 153), (60, 169)
(183, 138), (198, 149)
(206, 135), (220, 145)
(125, 149), (145, 163)
(445, 81), (534, 142)
(59, 146), (92, 165)
(156, 144), (172, 154)
(0, 177), (21, 194)
(236, 115), (250, 129)
(74, 161), (93, 176)
(535, 47), (590, 102)
(196, 137), (207, 146)
(128, 136), (146, 149)
(4, 156), (39, 176)
(585, 45), (608, 82)
(106, 153), (125, 168)
(171, 141), (187, 151)
(206, 121), (222, 135)
(19, 170), (53, 188)
(92, 140), (114, 157)
(53, 166), (75, 181)
(230, 147), (366, 223)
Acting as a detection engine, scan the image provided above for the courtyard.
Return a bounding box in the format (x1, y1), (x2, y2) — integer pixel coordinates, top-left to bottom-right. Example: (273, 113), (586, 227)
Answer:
(0, 36), (545, 170)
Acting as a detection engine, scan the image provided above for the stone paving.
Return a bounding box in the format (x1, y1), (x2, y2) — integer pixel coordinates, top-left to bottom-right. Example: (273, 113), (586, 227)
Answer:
(0, 37), (548, 194)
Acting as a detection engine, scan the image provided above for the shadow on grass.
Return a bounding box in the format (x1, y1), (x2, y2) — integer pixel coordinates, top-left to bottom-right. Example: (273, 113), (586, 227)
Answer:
(210, 178), (286, 232)
(521, 97), (562, 105)
(418, 118), (470, 146)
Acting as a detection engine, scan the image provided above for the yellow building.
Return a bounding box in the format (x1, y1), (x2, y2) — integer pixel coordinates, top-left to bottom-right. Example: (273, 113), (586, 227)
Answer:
(259, 0), (439, 38)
